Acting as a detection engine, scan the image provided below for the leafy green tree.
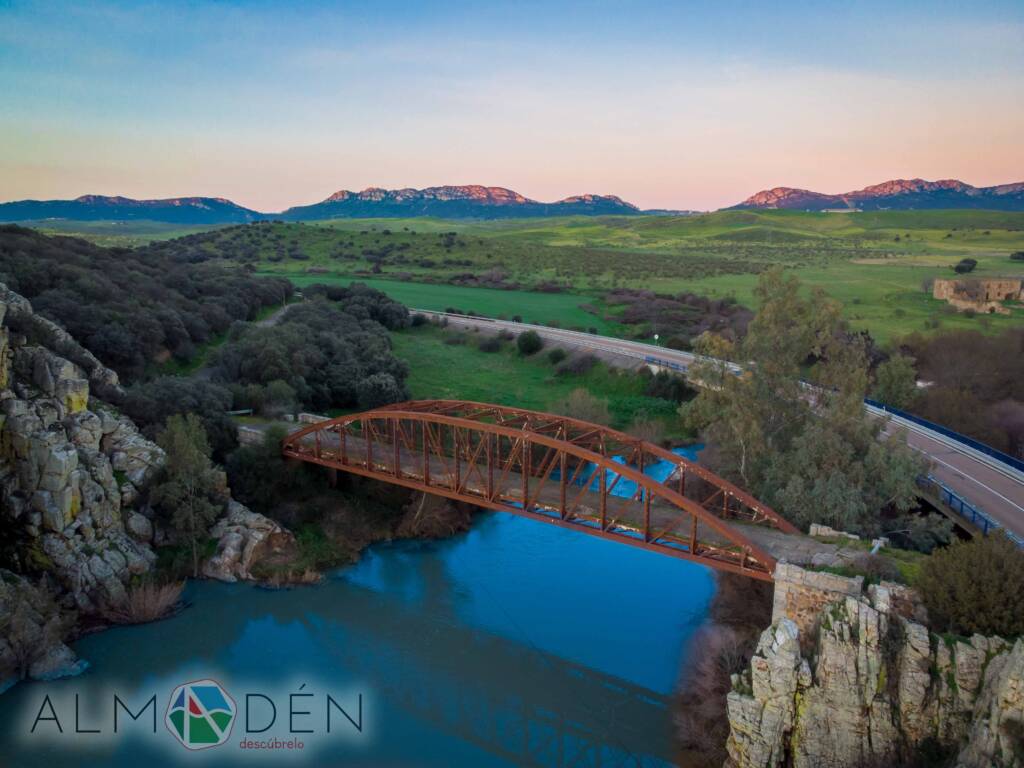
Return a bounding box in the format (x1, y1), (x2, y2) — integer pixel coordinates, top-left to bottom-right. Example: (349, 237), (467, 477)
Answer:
(684, 268), (925, 534)
(151, 415), (226, 578)
(873, 355), (919, 410)
(918, 534), (1024, 636)
(356, 372), (407, 409)
(263, 379), (298, 416)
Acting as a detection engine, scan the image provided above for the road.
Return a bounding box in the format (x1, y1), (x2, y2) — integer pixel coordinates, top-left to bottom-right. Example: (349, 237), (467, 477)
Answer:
(420, 310), (1024, 540)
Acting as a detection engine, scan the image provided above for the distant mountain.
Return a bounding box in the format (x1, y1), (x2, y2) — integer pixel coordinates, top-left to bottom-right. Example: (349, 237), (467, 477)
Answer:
(278, 185), (641, 220)
(0, 195), (262, 225)
(0, 186), (642, 225)
(729, 179), (1024, 212)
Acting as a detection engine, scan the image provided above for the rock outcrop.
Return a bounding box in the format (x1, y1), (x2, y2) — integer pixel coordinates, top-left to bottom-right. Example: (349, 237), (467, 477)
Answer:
(0, 570), (88, 693)
(0, 285), (162, 613)
(203, 500), (299, 582)
(725, 565), (1024, 768)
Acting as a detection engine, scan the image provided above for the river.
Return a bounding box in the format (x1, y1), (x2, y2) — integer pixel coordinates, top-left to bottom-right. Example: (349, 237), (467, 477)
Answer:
(1, 452), (716, 767)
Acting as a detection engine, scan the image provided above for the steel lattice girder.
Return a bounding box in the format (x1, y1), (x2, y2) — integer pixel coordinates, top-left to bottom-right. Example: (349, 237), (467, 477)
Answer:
(282, 400), (796, 581)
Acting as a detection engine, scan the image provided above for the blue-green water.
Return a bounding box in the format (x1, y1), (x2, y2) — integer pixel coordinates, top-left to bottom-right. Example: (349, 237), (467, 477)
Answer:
(1, 511), (715, 767)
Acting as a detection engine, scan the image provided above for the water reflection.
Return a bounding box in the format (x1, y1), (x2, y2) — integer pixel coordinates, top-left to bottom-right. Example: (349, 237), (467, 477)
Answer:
(0, 512), (714, 767)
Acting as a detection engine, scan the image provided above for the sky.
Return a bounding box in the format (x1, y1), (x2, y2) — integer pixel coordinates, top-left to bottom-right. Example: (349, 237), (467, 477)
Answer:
(1, 0), (1023, 211)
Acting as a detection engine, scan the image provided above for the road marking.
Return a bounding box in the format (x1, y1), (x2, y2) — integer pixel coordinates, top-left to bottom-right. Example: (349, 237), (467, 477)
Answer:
(892, 434), (1024, 516)
(430, 310), (1024, 527)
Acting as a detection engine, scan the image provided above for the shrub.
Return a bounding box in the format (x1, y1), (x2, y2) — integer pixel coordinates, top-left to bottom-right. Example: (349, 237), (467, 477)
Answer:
(556, 353), (597, 376)
(478, 336), (502, 353)
(953, 258), (978, 274)
(850, 553), (902, 584)
(547, 348), (567, 365)
(104, 581), (184, 624)
(517, 330), (543, 355)
(628, 414), (665, 444)
(644, 370), (695, 403)
(917, 534), (1024, 637)
(1011, 251), (1024, 261)
(410, 313), (429, 327)
(555, 388), (610, 425)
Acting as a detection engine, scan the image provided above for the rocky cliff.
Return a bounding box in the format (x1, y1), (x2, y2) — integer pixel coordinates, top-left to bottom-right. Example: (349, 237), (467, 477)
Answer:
(0, 284), (163, 613)
(725, 565), (1024, 768)
(0, 283), (296, 690)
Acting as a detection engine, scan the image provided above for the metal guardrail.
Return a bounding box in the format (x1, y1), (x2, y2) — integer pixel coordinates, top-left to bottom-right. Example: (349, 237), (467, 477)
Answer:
(919, 475), (1024, 547)
(868, 399), (1024, 474)
(418, 309), (1024, 538)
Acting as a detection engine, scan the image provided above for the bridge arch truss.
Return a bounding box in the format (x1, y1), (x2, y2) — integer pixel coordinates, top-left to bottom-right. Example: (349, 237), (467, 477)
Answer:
(281, 400), (798, 580)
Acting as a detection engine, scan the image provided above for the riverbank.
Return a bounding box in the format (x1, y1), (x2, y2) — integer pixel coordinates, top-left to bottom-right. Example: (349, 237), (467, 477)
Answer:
(0, 511), (717, 767)
(675, 572), (774, 767)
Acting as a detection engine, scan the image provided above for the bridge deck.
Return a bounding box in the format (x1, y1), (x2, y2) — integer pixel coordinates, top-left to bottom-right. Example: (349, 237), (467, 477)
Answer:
(285, 425), (841, 577)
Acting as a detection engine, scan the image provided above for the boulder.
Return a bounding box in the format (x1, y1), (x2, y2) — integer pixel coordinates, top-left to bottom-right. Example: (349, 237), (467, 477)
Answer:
(203, 501), (298, 582)
(125, 512), (153, 543)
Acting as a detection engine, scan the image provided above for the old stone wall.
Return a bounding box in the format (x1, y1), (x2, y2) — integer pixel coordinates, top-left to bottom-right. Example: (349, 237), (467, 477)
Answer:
(933, 277), (1023, 314)
(770, 562), (863, 641)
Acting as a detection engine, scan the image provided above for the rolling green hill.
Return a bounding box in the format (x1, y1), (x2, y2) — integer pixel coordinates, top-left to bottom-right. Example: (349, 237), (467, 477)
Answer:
(43, 209), (1024, 344)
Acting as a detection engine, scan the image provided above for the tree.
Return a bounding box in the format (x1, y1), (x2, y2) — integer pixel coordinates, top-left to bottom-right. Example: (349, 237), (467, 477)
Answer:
(1011, 251), (1024, 261)
(684, 268), (925, 535)
(263, 379), (297, 417)
(356, 372), (407, 409)
(516, 330), (543, 356)
(953, 258), (977, 274)
(151, 415), (226, 578)
(873, 355), (919, 410)
(917, 534), (1024, 637)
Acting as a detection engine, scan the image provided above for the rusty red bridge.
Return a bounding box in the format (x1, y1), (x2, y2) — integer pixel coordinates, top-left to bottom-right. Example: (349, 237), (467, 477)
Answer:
(281, 400), (804, 581)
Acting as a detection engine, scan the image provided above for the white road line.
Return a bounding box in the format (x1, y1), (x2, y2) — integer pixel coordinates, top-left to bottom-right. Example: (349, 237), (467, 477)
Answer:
(422, 309), (1024, 526)
(899, 440), (1024, 515)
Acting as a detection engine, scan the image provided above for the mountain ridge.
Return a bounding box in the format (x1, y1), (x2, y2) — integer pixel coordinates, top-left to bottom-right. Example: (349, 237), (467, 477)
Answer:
(0, 185), (642, 224)
(730, 177), (1024, 211)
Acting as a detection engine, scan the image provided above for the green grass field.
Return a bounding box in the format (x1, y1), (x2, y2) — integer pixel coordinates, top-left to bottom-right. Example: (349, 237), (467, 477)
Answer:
(391, 324), (680, 431)
(279, 273), (617, 333)
(37, 209), (1024, 345)
(26, 219), (225, 247)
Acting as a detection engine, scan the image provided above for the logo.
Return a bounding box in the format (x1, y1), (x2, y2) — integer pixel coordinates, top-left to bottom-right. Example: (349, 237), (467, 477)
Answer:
(165, 679), (237, 750)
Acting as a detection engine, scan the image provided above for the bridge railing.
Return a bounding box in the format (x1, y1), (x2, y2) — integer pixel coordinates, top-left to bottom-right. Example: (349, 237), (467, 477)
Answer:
(868, 398), (1024, 475)
(418, 311), (1024, 542)
(918, 475), (1024, 547)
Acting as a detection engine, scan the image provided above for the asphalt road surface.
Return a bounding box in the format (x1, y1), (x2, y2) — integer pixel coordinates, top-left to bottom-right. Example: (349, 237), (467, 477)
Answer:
(421, 310), (1024, 540)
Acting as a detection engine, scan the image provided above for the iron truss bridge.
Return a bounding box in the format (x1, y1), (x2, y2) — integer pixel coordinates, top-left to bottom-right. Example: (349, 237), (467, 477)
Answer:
(281, 400), (800, 581)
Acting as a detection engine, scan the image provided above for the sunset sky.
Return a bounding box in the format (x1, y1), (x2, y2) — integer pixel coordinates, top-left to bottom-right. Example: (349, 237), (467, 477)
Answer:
(1, 0), (1022, 211)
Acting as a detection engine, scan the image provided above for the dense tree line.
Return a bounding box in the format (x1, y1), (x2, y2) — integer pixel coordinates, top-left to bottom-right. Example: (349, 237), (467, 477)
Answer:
(0, 225), (291, 380)
(211, 295), (410, 413)
(122, 377), (237, 459)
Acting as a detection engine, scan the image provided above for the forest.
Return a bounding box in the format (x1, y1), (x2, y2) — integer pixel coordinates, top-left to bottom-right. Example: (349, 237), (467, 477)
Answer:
(0, 224), (292, 380)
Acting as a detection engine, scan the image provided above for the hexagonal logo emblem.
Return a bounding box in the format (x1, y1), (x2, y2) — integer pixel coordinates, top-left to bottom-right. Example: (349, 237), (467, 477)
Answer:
(165, 678), (236, 750)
